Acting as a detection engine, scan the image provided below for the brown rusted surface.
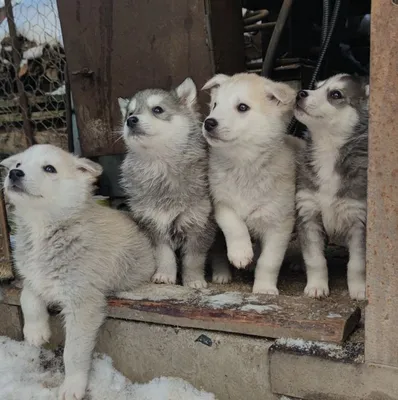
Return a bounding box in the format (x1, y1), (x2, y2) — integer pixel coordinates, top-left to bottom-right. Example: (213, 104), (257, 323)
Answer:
(0, 193), (13, 280)
(365, 0), (398, 367)
(2, 282), (360, 342)
(57, 0), (244, 157)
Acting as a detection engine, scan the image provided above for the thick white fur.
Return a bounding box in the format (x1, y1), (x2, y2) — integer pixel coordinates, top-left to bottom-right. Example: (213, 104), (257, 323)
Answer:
(202, 73), (299, 294)
(1, 145), (156, 400)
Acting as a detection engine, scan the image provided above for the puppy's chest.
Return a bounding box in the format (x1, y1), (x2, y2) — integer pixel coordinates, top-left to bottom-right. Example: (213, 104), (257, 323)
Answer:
(310, 152), (361, 235)
(15, 228), (83, 304)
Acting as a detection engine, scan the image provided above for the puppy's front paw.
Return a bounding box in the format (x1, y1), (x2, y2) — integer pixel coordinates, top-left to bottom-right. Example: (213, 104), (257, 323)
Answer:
(252, 281), (279, 295)
(348, 282), (366, 300)
(151, 273), (176, 285)
(58, 374), (88, 400)
(23, 321), (51, 347)
(304, 281), (330, 299)
(212, 271), (232, 284)
(184, 279), (208, 289)
(227, 243), (254, 269)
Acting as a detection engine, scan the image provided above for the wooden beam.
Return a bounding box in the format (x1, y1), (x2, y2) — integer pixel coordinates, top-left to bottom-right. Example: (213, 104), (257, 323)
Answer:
(365, 0), (398, 367)
(2, 282), (361, 343)
(0, 193), (13, 280)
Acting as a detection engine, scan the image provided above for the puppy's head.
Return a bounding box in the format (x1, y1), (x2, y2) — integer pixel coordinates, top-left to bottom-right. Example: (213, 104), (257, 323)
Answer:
(294, 74), (369, 134)
(118, 77), (198, 150)
(0, 145), (102, 215)
(201, 73), (296, 147)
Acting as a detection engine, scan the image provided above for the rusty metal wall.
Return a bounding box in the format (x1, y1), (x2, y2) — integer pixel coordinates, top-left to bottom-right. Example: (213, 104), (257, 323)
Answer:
(365, 0), (398, 368)
(56, 0), (245, 157)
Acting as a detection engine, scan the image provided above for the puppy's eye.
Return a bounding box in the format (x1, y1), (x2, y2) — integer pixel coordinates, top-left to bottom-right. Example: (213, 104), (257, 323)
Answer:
(43, 165), (57, 173)
(16, 163), (21, 168)
(128, 112), (134, 117)
(330, 90), (343, 100)
(237, 103), (250, 112)
(152, 106), (164, 114)
(213, 102), (217, 110)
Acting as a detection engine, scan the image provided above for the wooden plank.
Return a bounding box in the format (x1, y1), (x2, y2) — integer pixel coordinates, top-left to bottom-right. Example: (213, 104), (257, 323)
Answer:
(0, 110), (65, 123)
(57, 0), (244, 157)
(365, 0), (398, 368)
(0, 193), (13, 280)
(1, 282), (360, 343)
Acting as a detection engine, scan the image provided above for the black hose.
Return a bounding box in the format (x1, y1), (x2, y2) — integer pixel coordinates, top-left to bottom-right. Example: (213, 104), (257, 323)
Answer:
(288, 0), (341, 135)
(321, 0), (330, 48)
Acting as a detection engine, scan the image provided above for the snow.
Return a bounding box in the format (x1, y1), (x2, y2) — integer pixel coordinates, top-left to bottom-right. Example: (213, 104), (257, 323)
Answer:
(240, 304), (281, 313)
(200, 292), (243, 309)
(0, 336), (216, 400)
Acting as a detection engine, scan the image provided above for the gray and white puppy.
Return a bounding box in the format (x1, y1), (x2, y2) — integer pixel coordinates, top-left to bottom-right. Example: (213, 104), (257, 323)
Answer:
(119, 78), (222, 288)
(295, 73), (369, 300)
(1, 144), (156, 400)
(202, 73), (299, 294)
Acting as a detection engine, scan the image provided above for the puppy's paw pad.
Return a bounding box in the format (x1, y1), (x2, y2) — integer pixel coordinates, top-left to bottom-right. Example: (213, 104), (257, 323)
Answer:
(212, 273), (232, 284)
(304, 284), (330, 299)
(24, 322), (51, 347)
(252, 283), (279, 295)
(184, 279), (208, 289)
(58, 375), (87, 400)
(151, 273), (176, 285)
(228, 245), (254, 269)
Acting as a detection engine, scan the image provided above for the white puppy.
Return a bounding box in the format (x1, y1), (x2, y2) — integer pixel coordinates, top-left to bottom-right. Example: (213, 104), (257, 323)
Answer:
(202, 73), (299, 294)
(1, 144), (156, 400)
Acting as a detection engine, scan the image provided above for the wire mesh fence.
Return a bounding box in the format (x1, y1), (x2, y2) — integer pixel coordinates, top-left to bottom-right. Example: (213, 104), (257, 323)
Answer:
(0, 0), (68, 154)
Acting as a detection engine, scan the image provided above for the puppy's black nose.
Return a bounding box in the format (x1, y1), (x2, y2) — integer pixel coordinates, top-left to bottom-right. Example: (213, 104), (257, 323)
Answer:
(126, 116), (139, 128)
(204, 118), (218, 132)
(9, 169), (24, 182)
(296, 90), (308, 101)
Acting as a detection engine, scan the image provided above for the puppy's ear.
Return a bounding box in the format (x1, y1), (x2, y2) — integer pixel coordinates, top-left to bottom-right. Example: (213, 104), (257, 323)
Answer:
(268, 81), (296, 106)
(175, 77), (197, 109)
(118, 97), (129, 119)
(201, 74), (229, 91)
(0, 154), (20, 170)
(75, 157), (103, 179)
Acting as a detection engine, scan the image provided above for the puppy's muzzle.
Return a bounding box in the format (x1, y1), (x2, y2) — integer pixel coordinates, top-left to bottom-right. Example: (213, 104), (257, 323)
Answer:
(204, 118), (218, 133)
(296, 90), (308, 102)
(126, 116), (139, 129)
(9, 169), (24, 183)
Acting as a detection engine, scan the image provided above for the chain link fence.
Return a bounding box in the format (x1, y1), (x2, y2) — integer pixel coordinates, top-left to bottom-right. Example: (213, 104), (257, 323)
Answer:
(0, 0), (68, 155)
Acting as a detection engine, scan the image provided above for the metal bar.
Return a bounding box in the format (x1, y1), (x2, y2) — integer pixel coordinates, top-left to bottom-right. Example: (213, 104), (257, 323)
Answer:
(244, 22), (276, 33)
(4, 0), (35, 147)
(365, 0), (398, 368)
(243, 9), (269, 25)
(261, 0), (293, 77)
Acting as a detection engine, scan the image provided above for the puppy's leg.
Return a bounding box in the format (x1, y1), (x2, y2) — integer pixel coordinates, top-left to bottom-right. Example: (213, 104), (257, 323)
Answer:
(59, 298), (106, 400)
(151, 242), (177, 284)
(21, 285), (51, 347)
(215, 203), (253, 268)
(298, 216), (329, 298)
(346, 224), (366, 300)
(253, 223), (292, 295)
(210, 232), (232, 284)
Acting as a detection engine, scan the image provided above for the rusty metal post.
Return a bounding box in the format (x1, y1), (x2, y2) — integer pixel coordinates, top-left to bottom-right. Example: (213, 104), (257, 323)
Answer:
(365, 0), (398, 368)
(5, 0), (34, 147)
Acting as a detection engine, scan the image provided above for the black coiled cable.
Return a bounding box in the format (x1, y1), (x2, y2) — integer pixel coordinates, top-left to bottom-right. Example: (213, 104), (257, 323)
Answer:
(288, 0), (341, 136)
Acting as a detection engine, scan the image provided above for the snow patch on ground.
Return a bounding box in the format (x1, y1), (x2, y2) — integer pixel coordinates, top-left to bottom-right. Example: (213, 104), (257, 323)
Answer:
(0, 336), (216, 400)
(240, 304), (281, 313)
(200, 292), (244, 309)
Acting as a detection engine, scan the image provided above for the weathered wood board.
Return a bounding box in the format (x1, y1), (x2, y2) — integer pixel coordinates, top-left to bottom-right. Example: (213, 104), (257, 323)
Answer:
(2, 282), (361, 343)
(57, 0), (245, 157)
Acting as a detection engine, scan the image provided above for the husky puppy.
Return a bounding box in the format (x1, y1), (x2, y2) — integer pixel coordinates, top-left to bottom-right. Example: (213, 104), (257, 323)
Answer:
(202, 73), (298, 294)
(1, 144), (156, 400)
(294, 73), (369, 300)
(119, 78), (225, 288)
